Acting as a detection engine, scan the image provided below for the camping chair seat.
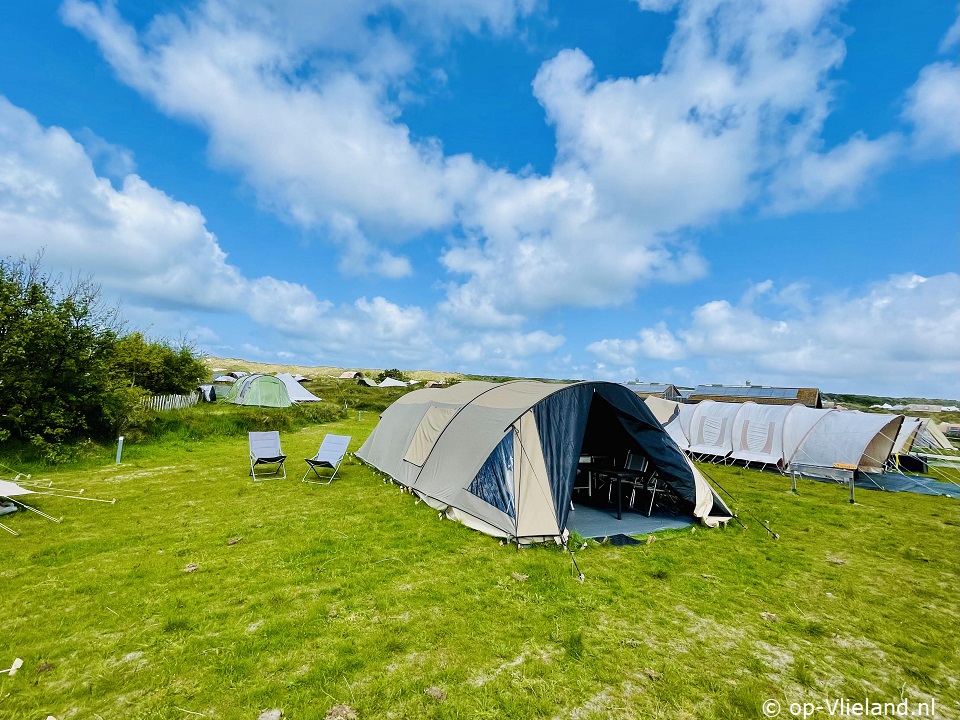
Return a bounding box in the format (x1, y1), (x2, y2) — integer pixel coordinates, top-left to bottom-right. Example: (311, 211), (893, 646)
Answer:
(303, 434), (352, 485)
(249, 431), (287, 481)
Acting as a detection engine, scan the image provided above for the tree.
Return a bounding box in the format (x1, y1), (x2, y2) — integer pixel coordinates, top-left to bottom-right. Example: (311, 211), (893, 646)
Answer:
(375, 368), (408, 384)
(0, 255), (120, 450)
(0, 255), (209, 459)
(110, 332), (207, 395)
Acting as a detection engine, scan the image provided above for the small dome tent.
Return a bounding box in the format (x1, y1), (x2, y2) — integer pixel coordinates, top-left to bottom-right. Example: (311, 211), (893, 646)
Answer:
(357, 381), (732, 543)
(223, 373), (292, 408)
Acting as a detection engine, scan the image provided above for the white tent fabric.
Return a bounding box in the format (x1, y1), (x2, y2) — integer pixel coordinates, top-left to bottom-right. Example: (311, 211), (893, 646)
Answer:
(788, 411), (902, 472)
(894, 417), (954, 452)
(275, 373), (323, 402)
(659, 402), (697, 451)
(644, 396), (680, 425)
(729, 402), (797, 467)
(892, 418), (923, 454)
(357, 381), (732, 542)
(664, 401), (907, 475)
(781, 406), (835, 466)
(0, 479), (33, 497)
(378, 377), (408, 387)
(687, 400), (742, 459)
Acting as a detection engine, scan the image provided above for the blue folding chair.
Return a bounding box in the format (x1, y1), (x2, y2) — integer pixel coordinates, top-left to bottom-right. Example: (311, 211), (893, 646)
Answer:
(302, 434), (352, 485)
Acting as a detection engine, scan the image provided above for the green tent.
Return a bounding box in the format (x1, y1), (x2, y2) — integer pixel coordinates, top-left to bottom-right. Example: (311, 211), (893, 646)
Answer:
(223, 373), (292, 408)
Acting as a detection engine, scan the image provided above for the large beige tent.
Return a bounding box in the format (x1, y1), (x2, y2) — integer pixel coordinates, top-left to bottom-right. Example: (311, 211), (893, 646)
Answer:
(357, 381), (732, 543)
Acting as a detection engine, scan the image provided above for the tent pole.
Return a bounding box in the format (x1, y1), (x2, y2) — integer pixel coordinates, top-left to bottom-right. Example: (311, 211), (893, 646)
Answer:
(31, 491), (117, 504)
(8, 498), (61, 523)
(848, 474), (855, 504)
(791, 471), (797, 494)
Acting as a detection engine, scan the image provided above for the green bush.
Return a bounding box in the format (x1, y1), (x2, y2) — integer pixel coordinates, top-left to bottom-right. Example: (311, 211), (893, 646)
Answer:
(132, 401), (349, 445)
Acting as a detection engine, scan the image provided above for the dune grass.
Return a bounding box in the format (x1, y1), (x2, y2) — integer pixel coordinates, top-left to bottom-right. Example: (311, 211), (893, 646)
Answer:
(1, 413), (958, 719)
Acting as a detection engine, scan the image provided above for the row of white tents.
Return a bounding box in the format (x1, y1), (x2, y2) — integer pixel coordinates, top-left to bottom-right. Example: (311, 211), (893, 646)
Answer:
(643, 397), (953, 479)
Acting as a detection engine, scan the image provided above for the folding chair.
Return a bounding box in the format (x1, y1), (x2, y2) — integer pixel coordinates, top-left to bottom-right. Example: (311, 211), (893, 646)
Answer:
(249, 431), (286, 481)
(622, 452), (650, 509)
(302, 434), (352, 485)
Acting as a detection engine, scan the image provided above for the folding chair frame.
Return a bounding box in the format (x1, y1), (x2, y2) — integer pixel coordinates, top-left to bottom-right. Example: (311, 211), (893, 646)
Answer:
(249, 431), (287, 481)
(302, 434), (352, 485)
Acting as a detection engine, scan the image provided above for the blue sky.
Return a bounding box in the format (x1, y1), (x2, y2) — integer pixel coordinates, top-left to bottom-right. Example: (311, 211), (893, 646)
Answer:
(1, 1), (958, 397)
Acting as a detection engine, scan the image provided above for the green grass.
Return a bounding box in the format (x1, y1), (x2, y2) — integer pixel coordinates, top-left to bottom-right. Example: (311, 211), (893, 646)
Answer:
(1, 417), (958, 719)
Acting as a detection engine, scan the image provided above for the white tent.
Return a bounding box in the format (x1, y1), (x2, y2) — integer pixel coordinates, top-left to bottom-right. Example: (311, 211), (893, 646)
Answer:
(729, 402), (797, 467)
(643, 396), (680, 425)
(378, 377), (408, 388)
(893, 417), (954, 453)
(788, 411), (903, 473)
(687, 400), (742, 460)
(275, 373), (323, 402)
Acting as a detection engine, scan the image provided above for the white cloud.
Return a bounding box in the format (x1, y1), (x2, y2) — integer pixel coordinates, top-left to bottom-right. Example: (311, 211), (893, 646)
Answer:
(0, 95), (575, 372)
(454, 329), (565, 370)
(445, 0), (899, 322)
(62, 0), (904, 324)
(60, 0), (505, 276)
(49, 0), (957, 384)
(903, 61), (960, 156)
(767, 132), (899, 213)
(940, 4), (960, 52)
(75, 127), (137, 180)
(587, 273), (960, 393)
(0, 96), (342, 342)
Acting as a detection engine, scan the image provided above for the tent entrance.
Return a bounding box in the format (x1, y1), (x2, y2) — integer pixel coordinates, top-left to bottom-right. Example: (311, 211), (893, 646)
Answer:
(568, 394), (689, 531)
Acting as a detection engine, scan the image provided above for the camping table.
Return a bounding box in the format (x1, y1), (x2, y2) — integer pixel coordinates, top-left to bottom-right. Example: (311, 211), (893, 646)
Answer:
(577, 463), (644, 520)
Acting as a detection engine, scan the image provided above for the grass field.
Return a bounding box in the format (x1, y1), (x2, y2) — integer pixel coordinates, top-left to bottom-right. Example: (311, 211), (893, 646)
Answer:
(2, 411), (958, 719)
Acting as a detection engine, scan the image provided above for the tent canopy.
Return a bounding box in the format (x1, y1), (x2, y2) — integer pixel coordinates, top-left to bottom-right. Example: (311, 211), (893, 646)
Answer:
(357, 381), (731, 542)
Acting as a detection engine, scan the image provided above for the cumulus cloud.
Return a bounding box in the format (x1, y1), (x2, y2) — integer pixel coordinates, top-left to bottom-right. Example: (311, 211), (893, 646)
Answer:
(903, 61), (960, 156)
(0, 97), (378, 355)
(60, 0), (507, 275)
(0, 95), (574, 372)
(586, 273), (960, 393)
(62, 0), (908, 327)
(444, 0), (901, 322)
(47, 0), (958, 381)
(454, 329), (566, 370)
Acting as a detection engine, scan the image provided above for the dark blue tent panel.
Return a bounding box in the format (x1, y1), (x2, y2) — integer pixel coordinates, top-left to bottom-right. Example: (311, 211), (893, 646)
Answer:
(468, 433), (516, 518)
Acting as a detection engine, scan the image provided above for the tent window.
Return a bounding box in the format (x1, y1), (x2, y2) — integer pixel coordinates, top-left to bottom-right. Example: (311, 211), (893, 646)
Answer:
(467, 433), (515, 519)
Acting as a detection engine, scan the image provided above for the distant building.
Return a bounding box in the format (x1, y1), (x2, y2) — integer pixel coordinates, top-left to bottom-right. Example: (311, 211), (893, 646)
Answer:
(338, 371), (363, 379)
(688, 384), (822, 408)
(621, 382), (683, 402)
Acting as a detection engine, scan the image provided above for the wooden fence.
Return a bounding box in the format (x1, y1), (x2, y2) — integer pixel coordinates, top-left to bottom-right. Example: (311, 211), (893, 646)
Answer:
(142, 393), (200, 412)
